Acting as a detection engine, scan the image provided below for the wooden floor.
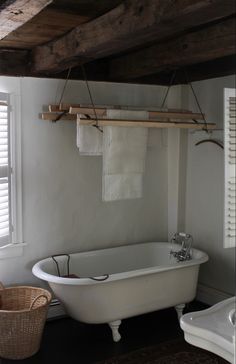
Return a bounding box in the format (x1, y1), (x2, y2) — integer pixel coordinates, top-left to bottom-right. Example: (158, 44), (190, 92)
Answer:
(1, 301), (208, 364)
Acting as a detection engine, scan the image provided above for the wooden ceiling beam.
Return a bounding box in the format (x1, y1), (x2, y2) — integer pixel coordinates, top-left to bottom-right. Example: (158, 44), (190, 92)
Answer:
(133, 55), (236, 86)
(0, 50), (234, 86)
(31, 0), (236, 74)
(0, 48), (30, 75)
(38, 54), (236, 85)
(110, 18), (236, 81)
(0, 0), (52, 40)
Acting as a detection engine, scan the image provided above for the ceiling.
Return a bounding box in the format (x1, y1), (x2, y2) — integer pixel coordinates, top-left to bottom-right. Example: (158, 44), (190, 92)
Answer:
(0, 0), (123, 48)
(0, 0), (235, 85)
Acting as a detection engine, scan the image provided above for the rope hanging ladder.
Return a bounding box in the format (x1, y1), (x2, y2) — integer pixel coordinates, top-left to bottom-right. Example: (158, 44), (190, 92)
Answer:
(41, 66), (216, 130)
(52, 67), (72, 122)
(81, 65), (103, 133)
(183, 68), (209, 133)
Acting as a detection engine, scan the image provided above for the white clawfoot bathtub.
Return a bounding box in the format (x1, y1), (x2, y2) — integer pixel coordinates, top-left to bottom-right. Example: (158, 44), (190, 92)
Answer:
(32, 242), (208, 342)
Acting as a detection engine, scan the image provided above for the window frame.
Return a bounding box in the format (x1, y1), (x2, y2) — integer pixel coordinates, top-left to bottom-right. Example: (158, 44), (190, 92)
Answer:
(0, 92), (10, 245)
(0, 91), (24, 259)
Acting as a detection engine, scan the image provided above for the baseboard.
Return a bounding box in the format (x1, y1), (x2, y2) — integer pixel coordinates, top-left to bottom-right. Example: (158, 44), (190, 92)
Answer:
(47, 299), (66, 320)
(197, 284), (233, 306)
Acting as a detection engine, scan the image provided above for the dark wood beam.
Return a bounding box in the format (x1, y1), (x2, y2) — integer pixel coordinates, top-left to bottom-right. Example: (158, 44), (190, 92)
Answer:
(124, 56), (236, 85)
(0, 0), (52, 40)
(132, 55), (236, 86)
(0, 49), (234, 86)
(31, 0), (236, 74)
(109, 18), (236, 80)
(49, 0), (124, 18)
(0, 48), (30, 75)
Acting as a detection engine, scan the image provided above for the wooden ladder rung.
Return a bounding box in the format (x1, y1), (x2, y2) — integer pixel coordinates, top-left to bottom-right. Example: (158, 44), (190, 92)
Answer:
(78, 118), (215, 129)
(41, 112), (76, 121)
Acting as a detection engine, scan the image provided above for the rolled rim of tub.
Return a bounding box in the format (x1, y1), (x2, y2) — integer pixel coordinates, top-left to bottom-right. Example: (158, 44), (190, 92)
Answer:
(32, 242), (209, 285)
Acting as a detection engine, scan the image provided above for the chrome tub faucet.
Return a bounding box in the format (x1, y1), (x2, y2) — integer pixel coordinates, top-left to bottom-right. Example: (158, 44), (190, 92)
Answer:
(170, 232), (193, 262)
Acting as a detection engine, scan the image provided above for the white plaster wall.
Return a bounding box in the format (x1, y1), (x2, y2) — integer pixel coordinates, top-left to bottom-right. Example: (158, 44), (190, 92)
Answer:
(185, 75), (235, 295)
(0, 76), (180, 286)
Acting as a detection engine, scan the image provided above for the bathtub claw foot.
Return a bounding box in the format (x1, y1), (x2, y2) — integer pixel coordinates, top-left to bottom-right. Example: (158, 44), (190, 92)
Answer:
(175, 303), (185, 321)
(109, 320), (121, 342)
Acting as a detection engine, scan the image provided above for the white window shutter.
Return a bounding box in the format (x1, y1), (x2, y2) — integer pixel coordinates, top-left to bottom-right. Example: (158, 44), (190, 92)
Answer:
(224, 88), (236, 248)
(0, 94), (11, 246)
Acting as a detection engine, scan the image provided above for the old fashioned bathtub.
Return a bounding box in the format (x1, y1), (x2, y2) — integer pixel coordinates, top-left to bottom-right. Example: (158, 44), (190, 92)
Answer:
(32, 242), (208, 342)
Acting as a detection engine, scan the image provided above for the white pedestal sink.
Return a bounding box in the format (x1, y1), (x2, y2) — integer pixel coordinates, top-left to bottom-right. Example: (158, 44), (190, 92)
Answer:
(180, 297), (235, 363)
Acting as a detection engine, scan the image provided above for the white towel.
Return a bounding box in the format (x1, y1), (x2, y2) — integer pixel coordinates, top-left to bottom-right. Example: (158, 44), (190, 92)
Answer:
(76, 115), (103, 156)
(102, 110), (148, 201)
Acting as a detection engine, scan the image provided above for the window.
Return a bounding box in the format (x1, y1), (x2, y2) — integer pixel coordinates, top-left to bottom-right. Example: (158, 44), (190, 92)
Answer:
(224, 88), (236, 248)
(0, 91), (23, 254)
(0, 93), (10, 246)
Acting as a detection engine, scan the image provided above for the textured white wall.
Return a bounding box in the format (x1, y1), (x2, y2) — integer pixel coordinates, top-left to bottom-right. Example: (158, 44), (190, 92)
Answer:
(185, 75), (235, 295)
(0, 77), (181, 286)
(1, 75), (234, 298)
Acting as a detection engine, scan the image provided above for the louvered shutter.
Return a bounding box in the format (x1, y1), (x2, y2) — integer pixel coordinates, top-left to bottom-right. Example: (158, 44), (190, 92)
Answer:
(224, 88), (236, 248)
(0, 94), (11, 246)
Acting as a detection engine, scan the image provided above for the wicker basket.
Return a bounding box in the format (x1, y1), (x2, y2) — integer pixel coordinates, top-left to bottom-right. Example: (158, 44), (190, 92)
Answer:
(0, 281), (52, 360)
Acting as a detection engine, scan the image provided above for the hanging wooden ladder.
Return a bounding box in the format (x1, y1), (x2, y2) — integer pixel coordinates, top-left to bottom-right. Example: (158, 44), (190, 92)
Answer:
(40, 103), (216, 130)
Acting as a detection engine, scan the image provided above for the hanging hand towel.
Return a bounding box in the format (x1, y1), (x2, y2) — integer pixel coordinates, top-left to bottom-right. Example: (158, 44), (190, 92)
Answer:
(103, 109), (148, 201)
(77, 115), (103, 156)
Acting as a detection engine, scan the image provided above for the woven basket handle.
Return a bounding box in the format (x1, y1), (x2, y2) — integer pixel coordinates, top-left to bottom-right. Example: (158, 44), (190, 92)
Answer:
(0, 282), (4, 290)
(30, 294), (49, 310)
